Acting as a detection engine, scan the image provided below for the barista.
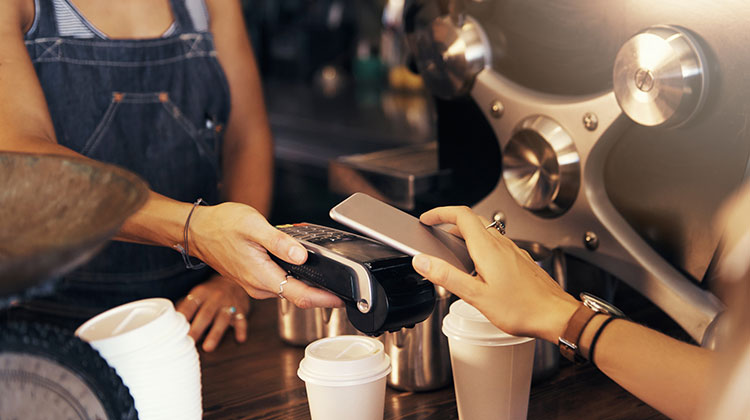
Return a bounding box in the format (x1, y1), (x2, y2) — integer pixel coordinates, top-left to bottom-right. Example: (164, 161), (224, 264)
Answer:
(0, 0), (342, 351)
(411, 186), (750, 420)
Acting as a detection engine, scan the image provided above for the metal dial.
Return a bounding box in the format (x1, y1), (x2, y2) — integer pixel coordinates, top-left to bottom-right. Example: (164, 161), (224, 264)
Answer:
(406, 1), (491, 99)
(613, 25), (708, 127)
(502, 116), (580, 217)
(0, 353), (108, 419)
(0, 321), (137, 420)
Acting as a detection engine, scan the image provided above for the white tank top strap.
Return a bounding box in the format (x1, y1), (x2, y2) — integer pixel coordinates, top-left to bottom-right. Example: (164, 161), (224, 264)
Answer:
(184, 0), (210, 32)
(26, 0), (209, 39)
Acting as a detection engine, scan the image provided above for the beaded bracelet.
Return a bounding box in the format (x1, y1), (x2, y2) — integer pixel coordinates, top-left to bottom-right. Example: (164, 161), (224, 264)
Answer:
(174, 198), (207, 270)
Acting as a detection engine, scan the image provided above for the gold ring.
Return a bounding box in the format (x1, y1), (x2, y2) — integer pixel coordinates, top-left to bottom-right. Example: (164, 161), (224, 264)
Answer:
(186, 294), (202, 306)
(234, 313), (246, 321)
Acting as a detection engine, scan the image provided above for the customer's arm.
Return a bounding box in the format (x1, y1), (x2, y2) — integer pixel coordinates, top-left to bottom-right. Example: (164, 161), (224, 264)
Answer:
(578, 315), (713, 420)
(410, 206), (714, 420)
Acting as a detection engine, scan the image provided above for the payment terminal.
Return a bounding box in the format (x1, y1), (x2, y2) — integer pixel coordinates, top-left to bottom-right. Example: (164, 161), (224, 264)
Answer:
(271, 223), (436, 335)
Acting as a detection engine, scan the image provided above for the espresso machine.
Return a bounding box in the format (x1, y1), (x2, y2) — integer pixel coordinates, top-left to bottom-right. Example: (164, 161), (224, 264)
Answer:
(332, 0), (750, 347)
(412, 0), (750, 346)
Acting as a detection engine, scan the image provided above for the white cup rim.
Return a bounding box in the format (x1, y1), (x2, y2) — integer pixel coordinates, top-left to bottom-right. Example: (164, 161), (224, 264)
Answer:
(297, 364), (391, 387)
(75, 298), (180, 356)
(442, 300), (535, 346)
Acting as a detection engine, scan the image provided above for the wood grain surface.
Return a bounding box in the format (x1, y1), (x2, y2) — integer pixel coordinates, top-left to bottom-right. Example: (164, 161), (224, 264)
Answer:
(200, 299), (667, 420)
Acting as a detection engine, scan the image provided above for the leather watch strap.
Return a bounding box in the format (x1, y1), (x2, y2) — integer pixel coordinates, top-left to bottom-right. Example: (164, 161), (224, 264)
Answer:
(558, 304), (598, 363)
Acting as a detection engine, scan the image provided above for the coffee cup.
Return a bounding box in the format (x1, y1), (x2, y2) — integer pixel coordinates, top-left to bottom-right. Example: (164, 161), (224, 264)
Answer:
(442, 300), (536, 420)
(297, 335), (392, 420)
(75, 298), (202, 420)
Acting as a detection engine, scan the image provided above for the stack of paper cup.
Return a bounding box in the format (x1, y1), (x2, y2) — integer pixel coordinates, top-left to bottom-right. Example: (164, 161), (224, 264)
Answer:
(442, 300), (536, 420)
(75, 298), (202, 420)
(298, 335), (392, 420)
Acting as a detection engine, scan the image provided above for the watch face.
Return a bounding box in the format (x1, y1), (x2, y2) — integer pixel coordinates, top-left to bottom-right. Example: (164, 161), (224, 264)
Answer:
(580, 292), (627, 318)
(0, 321), (137, 420)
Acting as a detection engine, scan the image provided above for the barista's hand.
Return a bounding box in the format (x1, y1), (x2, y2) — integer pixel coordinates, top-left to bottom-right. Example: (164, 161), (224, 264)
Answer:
(188, 202), (344, 309)
(411, 206), (580, 343)
(177, 275), (251, 352)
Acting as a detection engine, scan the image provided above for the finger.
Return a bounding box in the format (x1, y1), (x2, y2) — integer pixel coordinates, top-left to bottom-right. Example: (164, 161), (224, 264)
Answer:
(240, 214), (308, 265)
(233, 313), (248, 343)
(189, 302), (219, 341)
(176, 293), (202, 322)
(234, 276), (279, 300)
(442, 224), (464, 239)
(420, 206), (505, 264)
(412, 253), (481, 299)
(224, 254), (291, 300)
(278, 276), (345, 309)
(202, 308), (232, 352)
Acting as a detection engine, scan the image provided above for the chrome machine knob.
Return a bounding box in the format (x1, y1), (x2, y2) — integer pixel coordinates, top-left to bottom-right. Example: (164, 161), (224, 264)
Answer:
(502, 116), (580, 218)
(613, 25), (708, 127)
(405, 1), (491, 99)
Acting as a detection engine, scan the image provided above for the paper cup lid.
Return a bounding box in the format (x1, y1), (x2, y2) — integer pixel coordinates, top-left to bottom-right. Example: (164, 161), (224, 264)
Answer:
(442, 300), (533, 346)
(297, 335), (391, 387)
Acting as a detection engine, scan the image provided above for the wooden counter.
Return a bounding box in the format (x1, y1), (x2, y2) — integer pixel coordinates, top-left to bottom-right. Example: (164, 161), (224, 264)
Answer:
(200, 299), (666, 420)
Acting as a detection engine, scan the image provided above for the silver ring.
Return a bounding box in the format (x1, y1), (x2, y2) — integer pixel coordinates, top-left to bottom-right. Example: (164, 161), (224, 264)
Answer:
(222, 306), (237, 316)
(485, 219), (506, 235)
(278, 275), (291, 299)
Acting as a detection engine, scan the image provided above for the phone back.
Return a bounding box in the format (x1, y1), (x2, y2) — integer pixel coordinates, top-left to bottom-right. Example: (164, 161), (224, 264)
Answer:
(330, 193), (475, 273)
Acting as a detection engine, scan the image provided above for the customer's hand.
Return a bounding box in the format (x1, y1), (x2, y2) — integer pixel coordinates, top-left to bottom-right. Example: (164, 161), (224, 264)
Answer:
(177, 275), (251, 352)
(411, 206), (579, 343)
(188, 202), (344, 309)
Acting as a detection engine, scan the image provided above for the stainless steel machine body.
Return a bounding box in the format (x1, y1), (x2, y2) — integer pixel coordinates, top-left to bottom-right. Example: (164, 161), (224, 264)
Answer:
(401, 0), (750, 345)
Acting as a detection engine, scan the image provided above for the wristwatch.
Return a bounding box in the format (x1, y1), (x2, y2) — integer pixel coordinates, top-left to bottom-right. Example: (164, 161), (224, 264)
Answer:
(580, 292), (627, 319)
(558, 293), (626, 363)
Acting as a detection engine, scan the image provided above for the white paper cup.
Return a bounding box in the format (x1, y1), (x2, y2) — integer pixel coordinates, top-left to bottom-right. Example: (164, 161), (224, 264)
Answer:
(75, 298), (202, 420)
(75, 298), (182, 357)
(298, 335), (391, 420)
(442, 300), (536, 420)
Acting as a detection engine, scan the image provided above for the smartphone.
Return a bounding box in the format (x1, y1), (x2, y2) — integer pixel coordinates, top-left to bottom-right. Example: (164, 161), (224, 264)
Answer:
(329, 193), (474, 273)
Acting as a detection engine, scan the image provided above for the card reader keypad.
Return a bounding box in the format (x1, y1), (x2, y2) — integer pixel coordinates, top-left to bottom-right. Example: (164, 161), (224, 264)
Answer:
(276, 223), (356, 245)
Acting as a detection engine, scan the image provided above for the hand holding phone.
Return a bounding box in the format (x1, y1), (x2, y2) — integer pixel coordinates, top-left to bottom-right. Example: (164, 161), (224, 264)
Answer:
(329, 193), (475, 273)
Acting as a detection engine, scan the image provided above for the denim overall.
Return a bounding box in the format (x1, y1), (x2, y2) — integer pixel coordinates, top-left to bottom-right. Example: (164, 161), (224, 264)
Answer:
(23, 0), (230, 315)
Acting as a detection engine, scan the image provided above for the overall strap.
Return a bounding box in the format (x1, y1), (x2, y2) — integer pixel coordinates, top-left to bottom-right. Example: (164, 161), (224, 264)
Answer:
(27, 0), (60, 39)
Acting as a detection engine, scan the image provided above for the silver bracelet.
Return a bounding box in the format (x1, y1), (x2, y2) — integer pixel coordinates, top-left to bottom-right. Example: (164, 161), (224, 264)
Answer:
(174, 198), (207, 270)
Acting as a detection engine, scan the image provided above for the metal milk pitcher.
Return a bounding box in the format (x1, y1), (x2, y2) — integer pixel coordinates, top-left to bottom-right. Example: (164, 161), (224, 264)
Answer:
(382, 285), (456, 391)
(277, 299), (359, 346)
(515, 241), (566, 384)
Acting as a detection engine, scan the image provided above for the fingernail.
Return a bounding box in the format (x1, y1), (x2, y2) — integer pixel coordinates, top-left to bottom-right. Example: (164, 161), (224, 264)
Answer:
(413, 254), (430, 272)
(289, 246), (306, 264)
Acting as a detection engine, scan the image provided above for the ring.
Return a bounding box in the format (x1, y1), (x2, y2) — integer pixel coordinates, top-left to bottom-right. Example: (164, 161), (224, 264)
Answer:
(223, 306), (237, 316)
(278, 275), (290, 299)
(234, 313), (246, 321)
(186, 294), (202, 306)
(485, 219), (506, 235)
